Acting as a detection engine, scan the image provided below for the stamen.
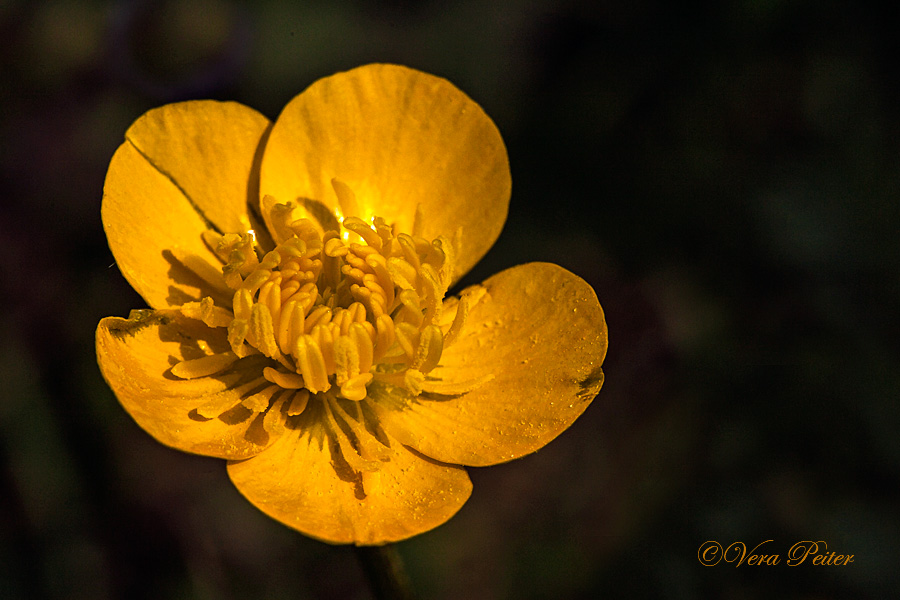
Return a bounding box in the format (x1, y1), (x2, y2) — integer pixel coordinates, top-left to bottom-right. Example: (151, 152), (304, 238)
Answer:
(325, 237), (349, 258)
(350, 323), (374, 373)
(277, 300), (298, 353)
(232, 289), (254, 321)
(262, 394), (287, 436)
(394, 322), (419, 363)
(249, 304), (279, 358)
(373, 369), (424, 395)
(227, 319), (250, 357)
(333, 334), (360, 385)
(286, 389), (310, 416)
(340, 373), (373, 401)
(242, 384), (281, 412)
(195, 379), (263, 419)
(180, 297), (232, 328)
(263, 366), (304, 389)
(197, 392), (242, 419)
(442, 290), (472, 348)
(311, 325), (336, 375)
(294, 334), (329, 393)
(373, 314), (395, 361)
(412, 325), (443, 372)
(343, 217), (382, 249)
(170, 351), (238, 379)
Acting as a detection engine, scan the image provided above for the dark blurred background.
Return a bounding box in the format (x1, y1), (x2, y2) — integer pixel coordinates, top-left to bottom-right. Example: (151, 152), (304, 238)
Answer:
(2, 0), (899, 598)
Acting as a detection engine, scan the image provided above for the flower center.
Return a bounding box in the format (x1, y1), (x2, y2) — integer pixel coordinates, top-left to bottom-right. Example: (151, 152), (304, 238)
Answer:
(174, 197), (471, 410)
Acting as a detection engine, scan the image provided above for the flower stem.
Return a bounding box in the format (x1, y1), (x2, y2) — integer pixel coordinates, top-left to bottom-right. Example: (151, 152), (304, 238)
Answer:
(354, 544), (416, 600)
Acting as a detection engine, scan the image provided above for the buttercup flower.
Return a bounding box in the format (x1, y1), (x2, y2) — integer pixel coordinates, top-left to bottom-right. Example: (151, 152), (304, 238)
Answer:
(96, 64), (607, 545)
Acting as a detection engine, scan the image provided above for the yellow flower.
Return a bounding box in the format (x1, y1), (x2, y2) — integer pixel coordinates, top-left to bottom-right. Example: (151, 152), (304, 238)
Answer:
(96, 64), (607, 545)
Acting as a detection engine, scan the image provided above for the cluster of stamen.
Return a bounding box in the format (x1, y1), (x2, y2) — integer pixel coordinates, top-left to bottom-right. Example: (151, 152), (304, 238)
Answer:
(173, 198), (472, 418)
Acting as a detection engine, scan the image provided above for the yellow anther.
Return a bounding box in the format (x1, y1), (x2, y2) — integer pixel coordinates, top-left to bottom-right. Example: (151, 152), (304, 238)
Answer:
(226, 318), (250, 357)
(365, 253), (394, 309)
(333, 334), (360, 385)
(349, 322), (374, 373)
(373, 314), (395, 361)
(197, 392), (240, 419)
(343, 217), (382, 249)
(263, 248), (284, 267)
(418, 262), (442, 325)
(386, 256), (417, 290)
(241, 268), (271, 294)
(242, 388), (273, 412)
(311, 324), (336, 375)
(276, 300), (297, 353)
(280, 279), (301, 303)
(170, 351), (238, 379)
(249, 303), (279, 358)
(263, 366), (305, 389)
(287, 389), (310, 416)
(294, 334), (329, 393)
(257, 280), (276, 313)
(347, 301), (366, 325)
(394, 322), (419, 363)
(289, 301), (306, 352)
(443, 292), (470, 348)
(340, 373), (373, 401)
(342, 265), (367, 283)
(397, 233), (420, 271)
(268, 199), (301, 243)
(349, 244), (379, 259)
(395, 290), (423, 327)
(413, 324), (443, 373)
(288, 219), (322, 251)
(325, 237), (349, 258)
(232, 288), (254, 321)
(304, 305), (331, 333)
(265, 281), (283, 323)
(363, 276), (387, 305)
(331, 308), (351, 336)
(279, 242), (305, 259)
(180, 297), (232, 328)
(262, 395), (286, 436)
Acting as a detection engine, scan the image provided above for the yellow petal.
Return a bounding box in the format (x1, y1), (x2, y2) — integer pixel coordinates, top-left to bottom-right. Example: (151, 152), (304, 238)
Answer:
(102, 142), (230, 309)
(373, 262), (607, 467)
(96, 310), (283, 460)
(260, 63), (510, 283)
(124, 100), (272, 235)
(227, 401), (472, 545)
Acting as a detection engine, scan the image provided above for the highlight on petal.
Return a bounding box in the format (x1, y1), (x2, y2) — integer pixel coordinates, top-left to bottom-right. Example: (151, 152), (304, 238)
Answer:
(102, 142), (232, 309)
(124, 100), (272, 235)
(227, 400), (472, 545)
(97, 310), (284, 460)
(373, 262), (607, 467)
(260, 63), (510, 283)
